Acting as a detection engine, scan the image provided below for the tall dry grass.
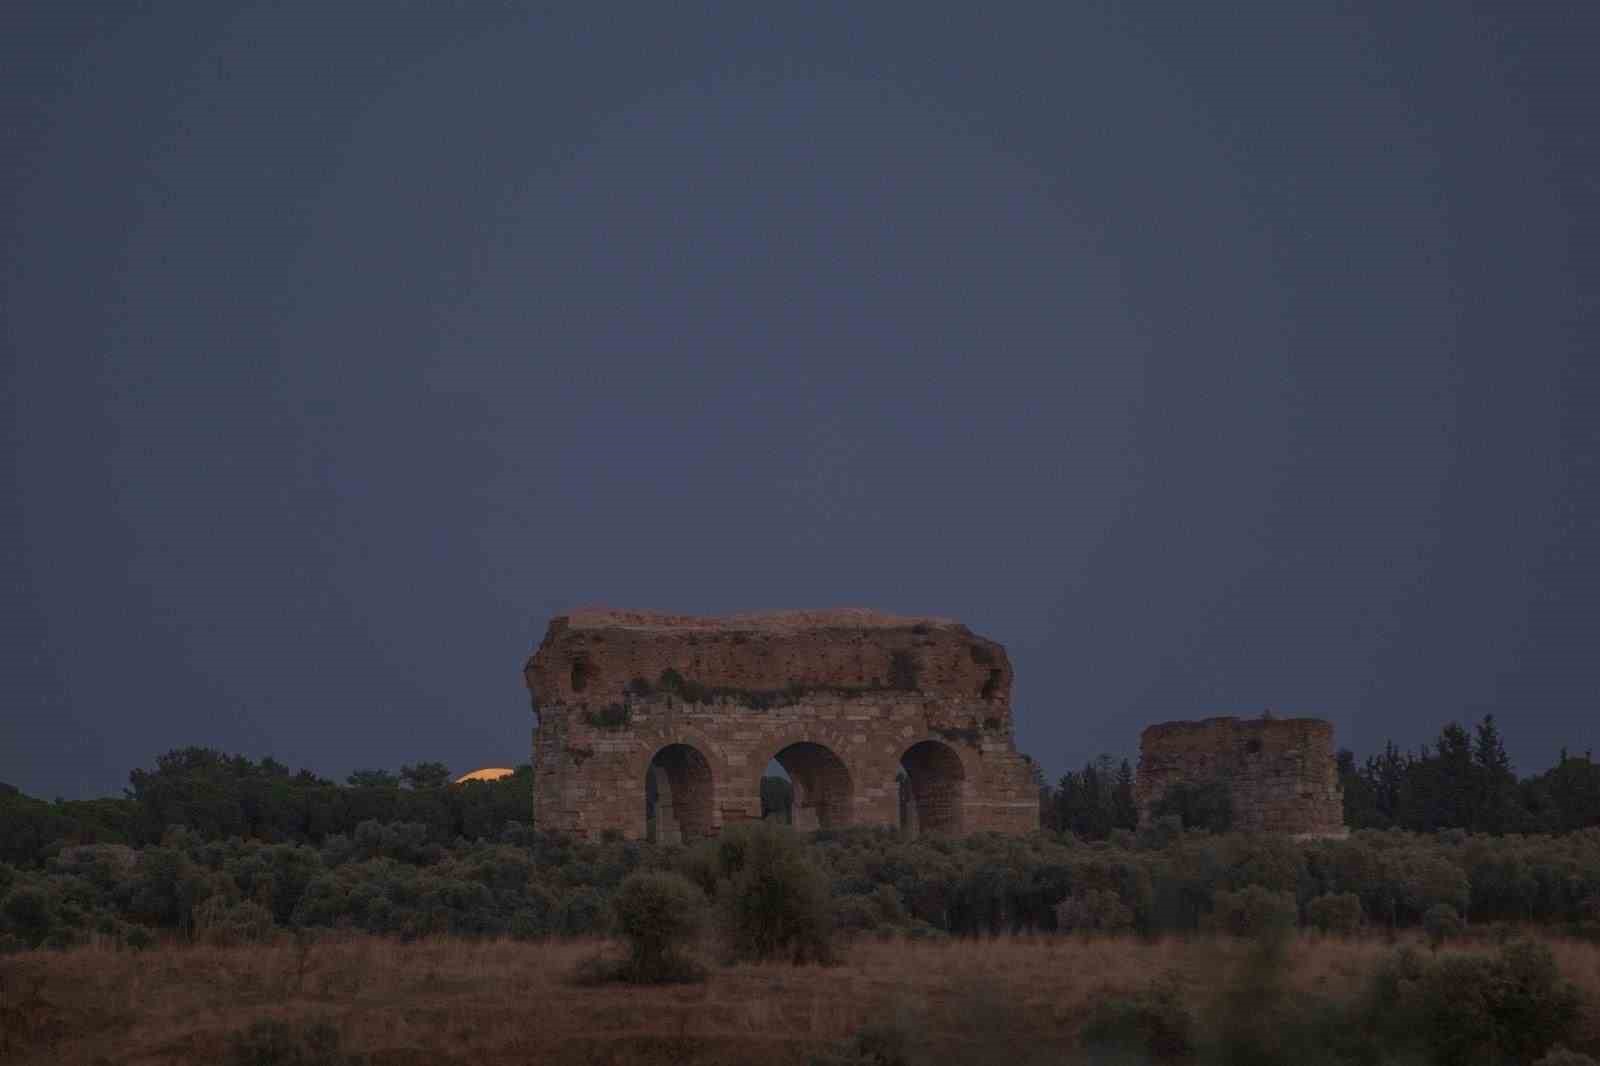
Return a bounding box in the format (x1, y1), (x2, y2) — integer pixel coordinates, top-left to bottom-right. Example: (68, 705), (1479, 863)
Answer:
(3, 931), (1599, 1065)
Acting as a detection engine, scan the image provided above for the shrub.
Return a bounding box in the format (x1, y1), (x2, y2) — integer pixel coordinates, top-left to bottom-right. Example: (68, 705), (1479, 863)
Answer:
(1152, 780), (1233, 833)
(810, 1010), (917, 1066)
(1, 886), (55, 948)
(1306, 892), (1363, 934)
(1536, 1051), (1600, 1066)
(609, 871), (705, 983)
(558, 887), (607, 935)
(1081, 972), (1193, 1061)
(193, 897), (275, 946)
(1368, 941), (1581, 1066)
(1206, 886), (1297, 939)
(717, 822), (835, 964)
(832, 894), (882, 935)
(226, 1017), (362, 1066)
(1206, 910), (1300, 1065)
(583, 703), (631, 730)
(1054, 888), (1134, 933)
(1423, 902), (1462, 949)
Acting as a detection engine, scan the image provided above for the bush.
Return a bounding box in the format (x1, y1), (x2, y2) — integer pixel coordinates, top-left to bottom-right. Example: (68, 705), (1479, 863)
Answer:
(1536, 1051), (1600, 1066)
(832, 894), (883, 936)
(809, 1012), (917, 1066)
(558, 887), (607, 935)
(1206, 912), (1300, 1065)
(1306, 892), (1363, 934)
(583, 703), (631, 730)
(1423, 902), (1462, 949)
(717, 822), (835, 964)
(609, 871), (704, 983)
(1206, 886), (1297, 939)
(1152, 780), (1233, 833)
(1054, 888), (1134, 933)
(1, 886), (55, 948)
(1368, 941), (1581, 1066)
(1081, 972), (1193, 1061)
(194, 897), (275, 946)
(226, 1017), (363, 1065)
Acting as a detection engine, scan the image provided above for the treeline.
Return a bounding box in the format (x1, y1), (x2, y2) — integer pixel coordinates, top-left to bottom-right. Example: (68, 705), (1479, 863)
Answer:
(1042, 715), (1600, 841)
(6, 722), (1600, 955)
(1340, 716), (1600, 834)
(6, 815), (1600, 954)
(0, 748), (531, 867)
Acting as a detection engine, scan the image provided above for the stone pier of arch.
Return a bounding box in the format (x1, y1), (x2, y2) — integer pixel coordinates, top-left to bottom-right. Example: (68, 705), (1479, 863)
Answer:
(525, 609), (1039, 840)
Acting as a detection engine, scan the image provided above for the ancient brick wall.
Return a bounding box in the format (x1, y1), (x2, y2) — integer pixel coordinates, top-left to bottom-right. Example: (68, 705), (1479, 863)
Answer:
(1134, 717), (1346, 836)
(526, 609), (1038, 840)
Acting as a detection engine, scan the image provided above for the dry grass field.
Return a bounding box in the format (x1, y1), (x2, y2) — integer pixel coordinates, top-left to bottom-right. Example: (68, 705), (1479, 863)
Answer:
(4, 932), (1600, 1065)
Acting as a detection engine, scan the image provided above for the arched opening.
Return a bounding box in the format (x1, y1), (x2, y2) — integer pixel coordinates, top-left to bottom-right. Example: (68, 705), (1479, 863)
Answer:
(761, 759), (794, 825)
(900, 740), (965, 837)
(766, 742), (852, 831)
(645, 743), (714, 844)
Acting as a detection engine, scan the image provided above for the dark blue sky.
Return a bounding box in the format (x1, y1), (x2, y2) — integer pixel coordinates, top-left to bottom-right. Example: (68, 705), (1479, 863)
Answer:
(4, 3), (1596, 799)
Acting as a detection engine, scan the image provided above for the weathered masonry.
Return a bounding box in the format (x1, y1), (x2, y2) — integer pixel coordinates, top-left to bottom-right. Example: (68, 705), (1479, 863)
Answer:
(1134, 716), (1346, 837)
(525, 609), (1039, 841)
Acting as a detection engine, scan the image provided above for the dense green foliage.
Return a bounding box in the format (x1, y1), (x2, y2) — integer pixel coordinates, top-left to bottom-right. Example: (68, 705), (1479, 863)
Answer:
(1077, 937), (1583, 1066)
(9, 801), (1600, 954)
(7, 727), (1600, 956)
(1340, 715), (1600, 834)
(1, 749), (532, 866)
(607, 870), (705, 982)
(691, 821), (836, 964)
(1045, 714), (1600, 840)
(1040, 755), (1140, 837)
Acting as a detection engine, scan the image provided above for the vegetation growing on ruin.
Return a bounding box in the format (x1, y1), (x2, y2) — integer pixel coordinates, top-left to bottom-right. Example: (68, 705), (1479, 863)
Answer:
(583, 703), (632, 730)
(620, 665), (924, 713)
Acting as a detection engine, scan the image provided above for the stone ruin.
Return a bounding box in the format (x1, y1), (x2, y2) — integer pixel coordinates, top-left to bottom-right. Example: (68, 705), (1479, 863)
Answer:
(1134, 716), (1347, 837)
(524, 609), (1039, 841)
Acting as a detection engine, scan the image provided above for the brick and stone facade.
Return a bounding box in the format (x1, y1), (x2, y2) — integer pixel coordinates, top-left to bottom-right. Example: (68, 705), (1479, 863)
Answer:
(1134, 716), (1346, 837)
(525, 609), (1039, 840)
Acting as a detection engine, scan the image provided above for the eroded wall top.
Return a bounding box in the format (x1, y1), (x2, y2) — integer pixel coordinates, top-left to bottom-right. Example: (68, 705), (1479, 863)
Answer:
(525, 608), (1012, 710)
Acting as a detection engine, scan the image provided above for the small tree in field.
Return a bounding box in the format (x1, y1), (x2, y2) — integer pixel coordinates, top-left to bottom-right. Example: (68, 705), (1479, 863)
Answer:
(715, 822), (835, 964)
(609, 871), (705, 983)
(1423, 903), (1462, 950)
(1306, 892), (1364, 935)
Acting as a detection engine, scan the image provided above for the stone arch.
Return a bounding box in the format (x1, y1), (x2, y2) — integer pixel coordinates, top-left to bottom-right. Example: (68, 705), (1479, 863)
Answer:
(644, 742), (715, 843)
(900, 739), (966, 836)
(766, 741), (854, 830)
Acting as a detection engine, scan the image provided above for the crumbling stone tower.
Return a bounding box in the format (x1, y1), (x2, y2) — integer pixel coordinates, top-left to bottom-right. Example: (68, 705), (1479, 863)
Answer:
(1134, 716), (1346, 836)
(525, 609), (1039, 840)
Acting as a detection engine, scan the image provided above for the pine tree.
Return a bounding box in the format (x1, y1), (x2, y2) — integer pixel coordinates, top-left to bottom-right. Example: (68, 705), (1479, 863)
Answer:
(1113, 759), (1138, 830)
(1472, 714), (1519, 833)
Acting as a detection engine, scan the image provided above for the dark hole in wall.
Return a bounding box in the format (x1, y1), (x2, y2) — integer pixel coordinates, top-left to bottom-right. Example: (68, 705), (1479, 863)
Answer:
(1245, 738), (1262, 754)
(889, 650), (920, 691)
(980, 669), (1002, 700)
(571, 655), (594, 693)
